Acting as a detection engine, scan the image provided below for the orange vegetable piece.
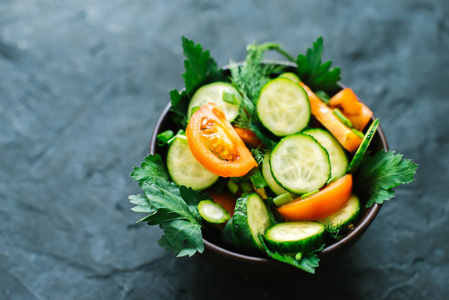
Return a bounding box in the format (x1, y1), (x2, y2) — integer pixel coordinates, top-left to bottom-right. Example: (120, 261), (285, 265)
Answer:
(300, 83), (362, 153)
(209, 191), (236, 217)
(234, 127), (263, 148)
(186, 103), (258, 178)
(277, 174), (353, 221)
(329, 88), (373, 131)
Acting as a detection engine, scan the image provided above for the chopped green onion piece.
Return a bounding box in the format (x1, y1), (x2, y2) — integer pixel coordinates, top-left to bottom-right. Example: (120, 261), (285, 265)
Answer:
(295, 252), (303, 260)
(240, 181), (253, 193)
(273, 192), (294, 206)
(166, 129), (185, 145)
(326, 176), (337, 185)
(352, 128), (365, 139)
(226, 180), (239, 194)
(222, 91), (240, 105)
(157, 130), (174, 146)
(315, 90), (330, 104)
(250, 170), (267, 189)
(301, 189), (320, 199)
(333, 108), (352, 128)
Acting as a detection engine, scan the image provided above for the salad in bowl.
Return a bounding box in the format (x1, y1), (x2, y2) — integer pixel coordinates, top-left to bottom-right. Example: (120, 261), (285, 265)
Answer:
(129, 37), (417, 274)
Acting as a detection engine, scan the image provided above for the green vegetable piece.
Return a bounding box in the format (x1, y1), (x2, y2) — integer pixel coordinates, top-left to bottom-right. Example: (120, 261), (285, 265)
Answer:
(264, 221), (325, 253)
(233, 194), (275, 254)
(315, 90), (331, 104)
(240, 181), (253, 193)
(300, 190), (320, 199)
(273, 193), (294, 207)
(355, 150), (418, 208)
(333, 108), (352, 128)
(250, 170), (268, 189)
(226, 179), (239, 194)
(347, 119), (379, 173)
(278, 72), (301, 84)
(198, 200), (231, 224)
(157, 130), (174, 146)
(222, 91), (240, 105)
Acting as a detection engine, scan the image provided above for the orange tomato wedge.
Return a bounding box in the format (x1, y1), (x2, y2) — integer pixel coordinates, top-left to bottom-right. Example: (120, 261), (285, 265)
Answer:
(329, 88), (373, 131)
(209, 191), (236, 217)
(277, 174), (353, 221)
(300, 83), (362, 153)
(186, 103), (258, 178)
(234, 127), (263, 148)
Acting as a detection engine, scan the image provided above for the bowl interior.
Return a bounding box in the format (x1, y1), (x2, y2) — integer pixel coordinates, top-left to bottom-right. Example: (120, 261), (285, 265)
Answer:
(149, 63), (388, 277)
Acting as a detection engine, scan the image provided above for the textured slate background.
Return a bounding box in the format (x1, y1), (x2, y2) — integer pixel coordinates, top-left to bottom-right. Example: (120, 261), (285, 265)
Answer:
(1, 0), (448, 299)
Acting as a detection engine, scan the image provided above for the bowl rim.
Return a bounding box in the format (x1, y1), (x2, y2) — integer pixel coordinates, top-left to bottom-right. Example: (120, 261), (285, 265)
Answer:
(149, 61), (389, 264)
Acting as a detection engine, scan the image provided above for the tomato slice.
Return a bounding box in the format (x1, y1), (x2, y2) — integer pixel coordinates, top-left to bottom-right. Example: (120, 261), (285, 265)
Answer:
(186, 103), (258, 177)
(276, 174), (353, 221)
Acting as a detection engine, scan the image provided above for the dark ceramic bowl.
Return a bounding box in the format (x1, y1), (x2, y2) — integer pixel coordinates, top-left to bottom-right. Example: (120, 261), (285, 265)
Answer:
(149, 63), (388, 278)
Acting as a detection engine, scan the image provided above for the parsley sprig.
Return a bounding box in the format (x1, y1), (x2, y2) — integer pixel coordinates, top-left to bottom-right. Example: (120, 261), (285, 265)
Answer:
(296, 36), (341, 93)
(355, 151), (418, 208)
(130, 154), (207, 257)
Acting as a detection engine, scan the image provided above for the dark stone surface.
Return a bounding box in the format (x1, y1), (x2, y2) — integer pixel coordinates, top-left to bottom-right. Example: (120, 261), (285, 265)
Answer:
(0, 0), (447, 299)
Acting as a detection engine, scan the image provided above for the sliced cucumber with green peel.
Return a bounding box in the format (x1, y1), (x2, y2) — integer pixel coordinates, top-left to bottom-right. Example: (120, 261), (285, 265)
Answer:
(262, 151), (289, 196)
(257, 78), (310, 136)
(198, 200), (231, 224)
(303, 128), (348, 179)
(166, 137), (219, 190)
(187, 82), (240, 122)
(233, 193), (275, 254)
(278, 72), (301, 84)
(318, 194), (360, 231)
(270, 134), (331, 194)
(264, 221), (325, 253)
(347, 119), (380, 173)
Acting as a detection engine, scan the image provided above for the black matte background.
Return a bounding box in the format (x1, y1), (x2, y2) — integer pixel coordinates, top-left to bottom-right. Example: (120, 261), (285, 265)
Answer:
(1, 1), (448, 299)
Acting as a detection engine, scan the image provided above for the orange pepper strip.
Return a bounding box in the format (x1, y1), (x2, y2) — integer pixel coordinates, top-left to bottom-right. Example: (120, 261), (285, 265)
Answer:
(233, 127), (263, 148)
(277, 174), (353, 221)
(329, 88), (373, 131)
(186, 103), (258, 178)
(300, 83), (362, 153)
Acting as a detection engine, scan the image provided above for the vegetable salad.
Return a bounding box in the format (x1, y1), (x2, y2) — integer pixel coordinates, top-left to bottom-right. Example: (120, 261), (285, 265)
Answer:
(129, 37), (417, 273)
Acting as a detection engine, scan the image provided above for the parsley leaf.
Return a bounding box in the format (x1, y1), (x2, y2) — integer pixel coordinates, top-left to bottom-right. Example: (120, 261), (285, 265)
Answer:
(296, 36), (341, 93)
(130, 155), (206, 257)
(158, 219), (204, 257)
(355, 151), (418, 208)
(170, 37), (225, 128)
(130, 154), (169, 186)
(258, 235), (321, 274)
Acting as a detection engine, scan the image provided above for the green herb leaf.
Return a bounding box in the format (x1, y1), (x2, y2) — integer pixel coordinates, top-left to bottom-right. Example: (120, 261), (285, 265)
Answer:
(170, 89), (189, 129)
(258, 235), (320, 274)
(130, 154), (169, 186)
(355, 151), (418, 208)
(296, 36), (341, 92)
(158, 219), (204, 257)
(181, 36), (224, 95)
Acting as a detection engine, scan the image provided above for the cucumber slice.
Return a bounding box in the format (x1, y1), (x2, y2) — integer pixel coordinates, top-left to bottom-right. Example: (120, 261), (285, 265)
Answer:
(303, 128), (348, 179)
(264, 221), (325, 253)
(318, 194), (360, 231)
(270, 134), (331, 194)
(219, 216), (238, 251)
(347, 119), (379, 173)
(257, 78), (310, 136)
(278, 72), (301, 84)
(198, 200), (231, 224)
(187, 82), (240, 122)
(233, 193), (275, 253)
(166, 137), (219, 190)
(262, 151), (289, 196)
